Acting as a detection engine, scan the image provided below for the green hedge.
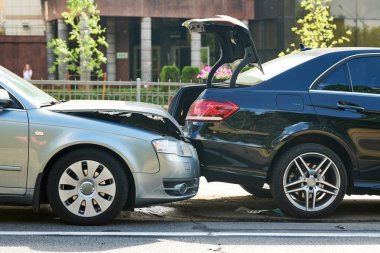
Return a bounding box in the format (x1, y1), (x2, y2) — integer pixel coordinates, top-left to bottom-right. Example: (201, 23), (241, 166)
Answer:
(181, 66), (200, 83)
(160, 65), (180, 82)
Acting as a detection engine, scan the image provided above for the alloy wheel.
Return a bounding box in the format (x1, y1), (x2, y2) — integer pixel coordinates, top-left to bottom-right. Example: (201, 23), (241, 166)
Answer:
(282, 152), (341, 212)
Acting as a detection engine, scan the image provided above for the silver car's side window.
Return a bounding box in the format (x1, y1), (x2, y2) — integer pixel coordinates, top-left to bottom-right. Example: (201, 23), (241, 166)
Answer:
(0, 86), (23, 109)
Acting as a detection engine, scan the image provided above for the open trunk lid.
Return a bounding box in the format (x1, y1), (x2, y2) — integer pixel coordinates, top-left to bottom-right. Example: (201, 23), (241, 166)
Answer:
(169, 16), (263, 125)
(183, 15), (263, 88)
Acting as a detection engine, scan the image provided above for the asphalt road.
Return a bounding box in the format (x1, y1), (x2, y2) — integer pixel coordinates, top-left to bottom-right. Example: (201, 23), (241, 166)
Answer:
(1, 221), (380, 253)
(1, 178), (380, 252)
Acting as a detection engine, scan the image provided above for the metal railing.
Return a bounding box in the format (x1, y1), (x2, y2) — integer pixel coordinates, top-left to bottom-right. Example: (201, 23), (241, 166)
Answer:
(30, 79), (197, 106)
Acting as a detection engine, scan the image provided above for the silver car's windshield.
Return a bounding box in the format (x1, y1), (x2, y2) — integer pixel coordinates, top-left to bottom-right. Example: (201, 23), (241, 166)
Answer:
(0, 66), (57, 106)
(236, 53), (316, 86)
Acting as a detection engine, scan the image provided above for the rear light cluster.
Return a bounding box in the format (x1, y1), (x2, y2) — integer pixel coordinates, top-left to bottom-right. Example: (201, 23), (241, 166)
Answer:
(186, 99), (239, 122)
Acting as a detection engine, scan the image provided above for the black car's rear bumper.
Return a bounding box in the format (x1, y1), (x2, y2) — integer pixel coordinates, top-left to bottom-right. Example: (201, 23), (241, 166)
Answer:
(188, 136), (270, 186)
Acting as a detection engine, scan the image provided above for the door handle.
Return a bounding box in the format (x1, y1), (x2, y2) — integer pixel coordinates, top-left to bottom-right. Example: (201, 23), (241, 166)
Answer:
(337, 101), (365, 112)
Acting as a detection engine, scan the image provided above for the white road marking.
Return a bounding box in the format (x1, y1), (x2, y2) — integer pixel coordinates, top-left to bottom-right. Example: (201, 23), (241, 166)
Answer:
(0, 231), (379, 238)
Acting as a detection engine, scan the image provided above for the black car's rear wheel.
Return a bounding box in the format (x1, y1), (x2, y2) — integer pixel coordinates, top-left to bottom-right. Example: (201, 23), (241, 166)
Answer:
(47, 149), (128, 225)
(240, 184), (272, 198)
(271, 144), (347, 218)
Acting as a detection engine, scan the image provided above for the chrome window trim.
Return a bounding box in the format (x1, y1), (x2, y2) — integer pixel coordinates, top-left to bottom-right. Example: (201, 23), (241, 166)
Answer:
(346, 62), (353, 92)
(0, 108), (27, 112)
(309, 89), (380, 98)
(309, 53), (380, 91)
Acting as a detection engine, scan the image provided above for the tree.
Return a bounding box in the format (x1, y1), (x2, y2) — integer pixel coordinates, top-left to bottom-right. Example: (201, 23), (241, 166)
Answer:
(280, 0), (351, 56)
(48, 0), (107, 79)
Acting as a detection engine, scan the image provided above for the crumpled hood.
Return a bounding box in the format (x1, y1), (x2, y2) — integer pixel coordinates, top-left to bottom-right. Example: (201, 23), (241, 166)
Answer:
(47, 100), (183, 131)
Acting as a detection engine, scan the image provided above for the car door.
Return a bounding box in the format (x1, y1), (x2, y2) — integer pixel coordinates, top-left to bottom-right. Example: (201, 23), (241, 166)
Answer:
(0, 88), (28, 194)
(309, 54), (380, 183)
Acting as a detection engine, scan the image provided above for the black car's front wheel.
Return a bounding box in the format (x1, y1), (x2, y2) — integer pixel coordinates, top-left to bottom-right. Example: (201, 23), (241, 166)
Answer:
(271, 144), (347, 218)
(47, 149), (129, 225)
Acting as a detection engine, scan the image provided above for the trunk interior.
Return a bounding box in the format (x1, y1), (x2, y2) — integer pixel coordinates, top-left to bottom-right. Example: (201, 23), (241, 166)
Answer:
(168, 85), (206, 126)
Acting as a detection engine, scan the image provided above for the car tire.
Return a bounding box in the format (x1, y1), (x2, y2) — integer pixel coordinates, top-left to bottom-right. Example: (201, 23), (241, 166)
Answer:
(47, 149), (129, 225)
(271, 143), (347, 218)
(240, 184), (272, 198)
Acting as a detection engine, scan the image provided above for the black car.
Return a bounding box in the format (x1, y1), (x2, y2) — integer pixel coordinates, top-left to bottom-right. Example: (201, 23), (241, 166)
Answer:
(169, 15), (380, 218)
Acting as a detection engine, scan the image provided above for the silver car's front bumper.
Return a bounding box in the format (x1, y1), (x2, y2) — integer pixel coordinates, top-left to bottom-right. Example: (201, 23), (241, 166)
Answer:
(133, 144), (200, 207)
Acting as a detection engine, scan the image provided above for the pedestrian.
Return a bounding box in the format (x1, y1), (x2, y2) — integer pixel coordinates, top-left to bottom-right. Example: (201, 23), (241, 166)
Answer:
(22, 64), (33, 80)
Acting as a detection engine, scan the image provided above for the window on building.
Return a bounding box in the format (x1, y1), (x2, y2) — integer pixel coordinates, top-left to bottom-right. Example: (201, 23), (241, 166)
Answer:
(315, 64), (350, 91)
(348, 56), (380, 94)
(251, 19), (279, 62)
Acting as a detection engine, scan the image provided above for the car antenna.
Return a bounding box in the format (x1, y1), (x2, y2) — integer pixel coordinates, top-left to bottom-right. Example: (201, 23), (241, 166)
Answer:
(300, 43), (312, 51)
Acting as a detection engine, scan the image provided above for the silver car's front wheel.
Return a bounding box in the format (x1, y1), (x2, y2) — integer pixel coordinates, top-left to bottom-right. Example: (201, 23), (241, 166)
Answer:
(47, 149), (128, 225)
(58, 160), (116, 217)
(272, 144), (347, 218)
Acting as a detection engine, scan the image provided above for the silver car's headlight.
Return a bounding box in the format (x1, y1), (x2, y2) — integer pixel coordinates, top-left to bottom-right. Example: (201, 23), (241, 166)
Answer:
(152, 139), (193, 157)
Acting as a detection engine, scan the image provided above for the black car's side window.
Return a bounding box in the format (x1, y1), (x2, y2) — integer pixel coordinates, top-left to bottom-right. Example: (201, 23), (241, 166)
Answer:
(315, 64), (350, 92)
(347, 56), (380, 94)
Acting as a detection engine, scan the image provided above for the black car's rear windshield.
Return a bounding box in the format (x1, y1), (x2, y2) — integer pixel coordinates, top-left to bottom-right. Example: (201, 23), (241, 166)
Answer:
(236, 52), (316, 86)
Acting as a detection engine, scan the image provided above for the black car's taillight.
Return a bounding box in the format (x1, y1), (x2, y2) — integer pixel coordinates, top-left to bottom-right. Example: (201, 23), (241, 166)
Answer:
(186, 99), (239, 122)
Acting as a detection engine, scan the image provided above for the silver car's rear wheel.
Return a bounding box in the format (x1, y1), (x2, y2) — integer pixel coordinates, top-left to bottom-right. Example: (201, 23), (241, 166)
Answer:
(47, 149), (128, 225)
(58, 160), (116, 217)
(271, 144), (347, 218)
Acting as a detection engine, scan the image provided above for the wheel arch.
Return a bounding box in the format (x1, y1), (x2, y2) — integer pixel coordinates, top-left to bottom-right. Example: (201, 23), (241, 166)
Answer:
(267, 132), (357, 193)
(36, 144), (136, 211)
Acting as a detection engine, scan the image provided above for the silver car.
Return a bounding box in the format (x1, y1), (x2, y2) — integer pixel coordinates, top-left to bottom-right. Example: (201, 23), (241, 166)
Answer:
(0, 66), (199, 225)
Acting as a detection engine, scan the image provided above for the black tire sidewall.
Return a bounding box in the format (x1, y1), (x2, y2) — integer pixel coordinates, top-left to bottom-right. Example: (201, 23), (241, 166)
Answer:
(47, 149), (129, 225)
(271, 143), (347, 218)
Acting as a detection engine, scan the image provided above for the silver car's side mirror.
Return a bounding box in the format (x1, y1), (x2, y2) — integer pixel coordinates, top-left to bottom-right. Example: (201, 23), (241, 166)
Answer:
(0, 89), (11, 108)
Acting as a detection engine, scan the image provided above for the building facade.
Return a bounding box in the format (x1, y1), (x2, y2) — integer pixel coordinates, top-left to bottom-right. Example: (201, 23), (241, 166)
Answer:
(252, 0), (380, 62)
(45, 0), (254, 81)
(0, 0), (379, 80)
(0, 0), (46, 79)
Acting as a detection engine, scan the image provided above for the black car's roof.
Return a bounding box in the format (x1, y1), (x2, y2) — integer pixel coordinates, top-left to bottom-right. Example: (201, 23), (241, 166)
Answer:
(238, 47), (380, 91)
(300, 47), (380, 57)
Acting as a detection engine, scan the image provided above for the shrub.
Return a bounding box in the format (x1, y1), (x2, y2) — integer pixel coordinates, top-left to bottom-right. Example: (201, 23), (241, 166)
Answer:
(160, 65), (180, 82)
(181, 66), (200, 83)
